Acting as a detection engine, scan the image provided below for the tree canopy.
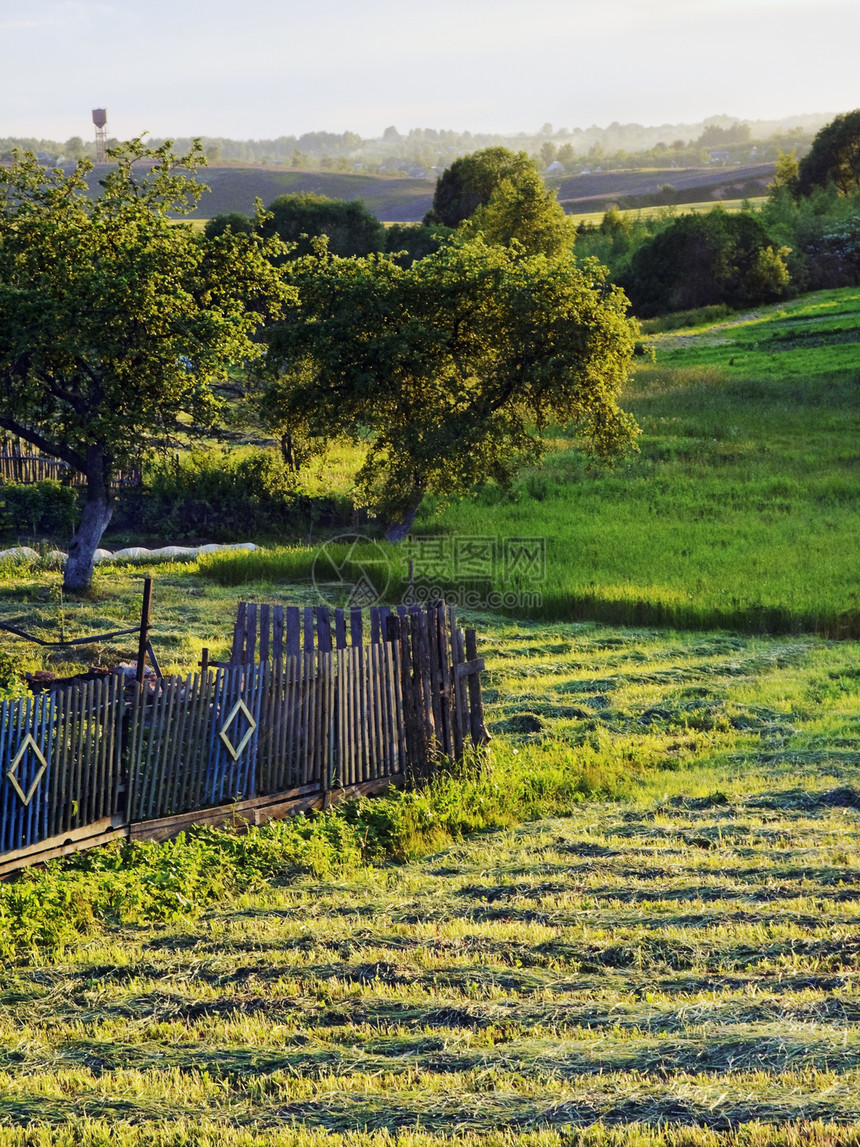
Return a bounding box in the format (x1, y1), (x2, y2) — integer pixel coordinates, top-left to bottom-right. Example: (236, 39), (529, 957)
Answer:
(424, 147), (536, 228)
(459, 164), (576, 257)
(263, 239), (640, 540)
(620, 211), (790, 318)
(0, 139), (291, 590)
(258, 192), (385, 258)
(796, 109), (860, 198)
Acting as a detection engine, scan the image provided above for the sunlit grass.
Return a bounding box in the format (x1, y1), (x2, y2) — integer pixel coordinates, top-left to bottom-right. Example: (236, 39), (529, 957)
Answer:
(419, 287), (860, 636)
(566, 198), (769, 226)
(2, 596), (860, 1141)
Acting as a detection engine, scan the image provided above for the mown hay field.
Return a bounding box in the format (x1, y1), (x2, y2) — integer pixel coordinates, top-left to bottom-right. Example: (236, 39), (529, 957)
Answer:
(1, 286), (859, 1144)
(2, 619), (859, 1144)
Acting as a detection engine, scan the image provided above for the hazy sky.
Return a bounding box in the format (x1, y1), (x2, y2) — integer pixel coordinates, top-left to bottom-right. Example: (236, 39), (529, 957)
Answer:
(2, 0), (858, 142)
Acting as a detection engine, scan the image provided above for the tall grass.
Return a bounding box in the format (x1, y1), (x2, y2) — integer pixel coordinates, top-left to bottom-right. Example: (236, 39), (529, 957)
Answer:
(418, 288), (860, 636)
(189, 289), (860, 636)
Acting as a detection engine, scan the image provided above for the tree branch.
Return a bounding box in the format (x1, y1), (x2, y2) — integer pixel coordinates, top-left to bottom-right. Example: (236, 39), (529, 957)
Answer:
(0, 413), (86, 471)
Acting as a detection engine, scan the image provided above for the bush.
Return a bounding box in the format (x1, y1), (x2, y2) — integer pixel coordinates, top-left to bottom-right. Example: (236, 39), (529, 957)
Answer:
(118, 449), (353, 539)
(0, 648), (27, 699)
(0, 479), (78, 538)
(621, 210), (791, 317)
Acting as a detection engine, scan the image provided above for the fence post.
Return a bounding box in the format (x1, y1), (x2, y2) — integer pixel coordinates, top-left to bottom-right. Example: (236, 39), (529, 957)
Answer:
(136, 577), (153, 683)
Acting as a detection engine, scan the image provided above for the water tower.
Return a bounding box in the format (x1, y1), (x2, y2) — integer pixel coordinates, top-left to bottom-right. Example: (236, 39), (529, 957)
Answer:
(92, 108), (107, 162)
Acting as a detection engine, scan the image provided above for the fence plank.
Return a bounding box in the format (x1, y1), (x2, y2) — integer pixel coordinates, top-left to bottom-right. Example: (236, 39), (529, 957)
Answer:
(334, 608), (347, 650)
(465, 628), (488, 748)
(259, 604), (271, 665)
(350, 607), (363, 648)
(231, 603), (247, 664)
(451, 625), (468, 760)
(286, 607), (301, 659)
(316, 608), (332, 654)
(272, 606), (285, 675)
(245, 604), (258, 666)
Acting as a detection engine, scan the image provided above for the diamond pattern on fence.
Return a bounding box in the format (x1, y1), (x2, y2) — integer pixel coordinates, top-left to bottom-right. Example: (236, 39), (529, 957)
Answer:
(2, 601), (488, 873)
(0, 677), (125, 857)
(6, 734), (48, 805)
(219, 698), (257, 761)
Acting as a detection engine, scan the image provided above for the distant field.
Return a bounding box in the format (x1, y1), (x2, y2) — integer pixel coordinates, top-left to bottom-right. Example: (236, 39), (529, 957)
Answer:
(115, 161), (774, 223)
(555, 162), (775, 213)
(567, 197), (768, 225)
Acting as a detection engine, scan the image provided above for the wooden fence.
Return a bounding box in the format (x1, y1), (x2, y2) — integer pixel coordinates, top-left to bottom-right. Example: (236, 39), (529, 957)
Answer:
(223, 600), (488, 770)
(0, 440), (140, 488)
(0, 676), (126, 858)
(1, 601), (487, 876)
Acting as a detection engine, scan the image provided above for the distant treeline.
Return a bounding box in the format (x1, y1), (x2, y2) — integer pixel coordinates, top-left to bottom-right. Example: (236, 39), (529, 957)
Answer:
(0, 112), (833, 177)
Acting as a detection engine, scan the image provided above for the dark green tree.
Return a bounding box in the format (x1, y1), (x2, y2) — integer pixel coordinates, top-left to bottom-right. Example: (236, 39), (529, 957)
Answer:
(423, 147), (535, 227)
(264, 240), (640, 540)
(203, 211), (253, 239)
(384, 222), (453, 266)
(621, 211), (790, 317)
(259, 192), (385, 258)
(0, 139), (291, 590)
(796, 110), (860, 198)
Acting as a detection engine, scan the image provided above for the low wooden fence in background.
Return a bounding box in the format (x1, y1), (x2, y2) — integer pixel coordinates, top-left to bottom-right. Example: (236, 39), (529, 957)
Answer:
(0, 439), (140, 488)
(0, 601), (488, 877)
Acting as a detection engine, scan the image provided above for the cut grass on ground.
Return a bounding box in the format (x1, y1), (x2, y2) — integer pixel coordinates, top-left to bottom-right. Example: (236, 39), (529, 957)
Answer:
(2, 617), (859, 1142)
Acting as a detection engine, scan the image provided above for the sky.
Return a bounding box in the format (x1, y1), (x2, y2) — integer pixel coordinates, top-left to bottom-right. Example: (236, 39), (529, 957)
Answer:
(2, 0), (858, 143)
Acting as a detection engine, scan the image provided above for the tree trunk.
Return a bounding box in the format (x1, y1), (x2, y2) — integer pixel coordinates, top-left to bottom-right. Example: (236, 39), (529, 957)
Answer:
(383, 486), (425, 543)
(63, 454), (114, 593)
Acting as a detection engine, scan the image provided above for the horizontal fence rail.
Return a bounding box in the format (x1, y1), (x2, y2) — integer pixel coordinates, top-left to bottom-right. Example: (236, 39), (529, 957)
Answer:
(0, 601), (487, 876)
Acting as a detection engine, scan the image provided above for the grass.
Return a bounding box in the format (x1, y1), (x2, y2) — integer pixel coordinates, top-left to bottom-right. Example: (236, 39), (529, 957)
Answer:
(1, 286), (859, 1142)
(2, 293), (859, 685)
(566, 198), (768, 226)
(420, 287), (860, 636)
(4, 287), (858, 639)
(1, 617), (860, 1142)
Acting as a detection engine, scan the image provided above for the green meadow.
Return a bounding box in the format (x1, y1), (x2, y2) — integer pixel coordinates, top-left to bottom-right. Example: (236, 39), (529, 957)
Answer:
(1, 287), (860, 1144)
(422, 287), (860, 636)
(2, 618), (860, 1143)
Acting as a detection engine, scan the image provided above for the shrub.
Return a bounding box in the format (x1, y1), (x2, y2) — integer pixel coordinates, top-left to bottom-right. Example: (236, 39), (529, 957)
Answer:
(0, 648), (27, 699)
(0, 479), (78, 538)
(621, 210), (791, 317)
(118, 449), (353, 539)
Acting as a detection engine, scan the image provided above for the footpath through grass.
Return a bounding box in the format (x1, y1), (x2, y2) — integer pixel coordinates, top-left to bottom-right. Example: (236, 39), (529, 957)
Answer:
(2, 619), (859, 1143)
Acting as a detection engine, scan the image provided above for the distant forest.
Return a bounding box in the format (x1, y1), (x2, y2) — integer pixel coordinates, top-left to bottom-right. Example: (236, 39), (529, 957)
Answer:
(0, 112), (834, 176)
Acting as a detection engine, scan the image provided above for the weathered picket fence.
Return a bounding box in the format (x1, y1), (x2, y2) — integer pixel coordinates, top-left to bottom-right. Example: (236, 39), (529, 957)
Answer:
(222, 600), (488, 766)
(0, 438), (140, 487)
(0, 600), (488, 877)
(0, 677), (126, 862)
